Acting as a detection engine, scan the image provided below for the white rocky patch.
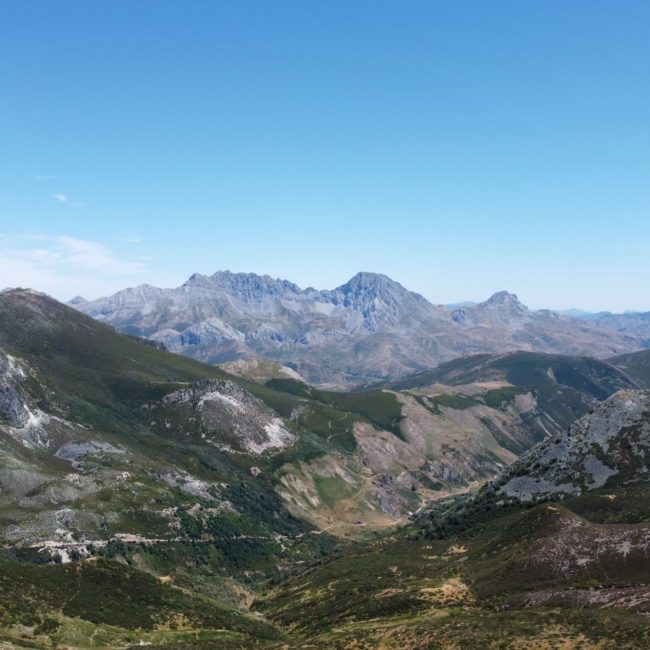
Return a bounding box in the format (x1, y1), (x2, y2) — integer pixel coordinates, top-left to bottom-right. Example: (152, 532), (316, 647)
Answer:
(246, 418), (294, 454)
(199, 390), (244, 412)
(162, 379), (296, 456)
(3, 354), (26, 379)
(157, 470), (220, 501)
(5, 407), (52, 449)
(279, 365), (305, 381)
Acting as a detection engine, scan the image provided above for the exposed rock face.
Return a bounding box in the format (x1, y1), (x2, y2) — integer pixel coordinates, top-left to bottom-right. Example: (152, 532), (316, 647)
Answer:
(161, 379), (295, 455)
(72, 272), (645, 387)
(0, 383), (28, 427)
(325, 272), (431, 331)
(424, 460), (465, 486)
(494, 390), (650, 501)
(0, 354), (28, 426)
(475, 291), (530, 326)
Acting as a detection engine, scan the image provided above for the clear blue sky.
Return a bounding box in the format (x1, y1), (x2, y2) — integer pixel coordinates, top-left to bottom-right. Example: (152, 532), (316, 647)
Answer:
(1, 1), (648, 311)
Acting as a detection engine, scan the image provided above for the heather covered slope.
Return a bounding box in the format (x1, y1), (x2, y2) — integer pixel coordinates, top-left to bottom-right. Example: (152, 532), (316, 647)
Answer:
(4, 390), (650, 648)
(259, 390), (650, 649)
(72, 271), (645, 387)
(0, 558), (282, 648)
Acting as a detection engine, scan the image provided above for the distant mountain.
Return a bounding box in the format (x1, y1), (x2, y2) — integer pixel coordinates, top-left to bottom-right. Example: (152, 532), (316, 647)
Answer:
(559, 308), (594, 317)
(560, 308), (650, 348)
(72, 271), (646, 387)
(582, 310), (650, 346)
(388, 350), (638, 399)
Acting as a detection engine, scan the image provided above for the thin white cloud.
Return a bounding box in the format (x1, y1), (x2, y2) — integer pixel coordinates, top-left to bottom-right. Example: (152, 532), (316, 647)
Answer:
(52, 193), (83, 208)
(0, 234), (148, 300)
(53, 236), (146, 274)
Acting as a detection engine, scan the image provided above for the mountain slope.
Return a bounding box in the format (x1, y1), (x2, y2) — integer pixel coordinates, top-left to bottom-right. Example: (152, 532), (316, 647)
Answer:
(491, 389), (650, 502)
(250, 349), (636, 531)
(3, 290), (649, 648)
(389, 350), (638, 399)
(0, 558), (281, 648)
(0, 289), (345, 596)
(4, 289), (632, 544)
(259, 390), (650, 648)
(71, 272), (645, 387)
(609, 349), (650, 388)
(418, 388), (650, 536)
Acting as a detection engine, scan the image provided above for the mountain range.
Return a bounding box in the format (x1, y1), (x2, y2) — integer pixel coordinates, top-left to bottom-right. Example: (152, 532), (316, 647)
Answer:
(70, 271), (650, 388)
(3, 287), (650, 647)
(7, 288), (642, 546)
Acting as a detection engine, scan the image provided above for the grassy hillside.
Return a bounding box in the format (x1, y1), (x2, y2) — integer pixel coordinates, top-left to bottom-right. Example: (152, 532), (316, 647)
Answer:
(259, 481), (650, 648)
(609, 349), (650, 388)
(390, 350), (637, 399)
(0, 557), (282, 648)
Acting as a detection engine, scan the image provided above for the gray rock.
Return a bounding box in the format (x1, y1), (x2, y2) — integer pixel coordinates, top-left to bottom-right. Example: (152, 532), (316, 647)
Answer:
(0, 383), (28, 427)
(496, 390), (650, 501)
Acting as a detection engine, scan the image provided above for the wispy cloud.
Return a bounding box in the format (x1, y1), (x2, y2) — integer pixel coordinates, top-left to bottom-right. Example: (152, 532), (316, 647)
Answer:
(0, 234), (149, 300)
(52, 236), (147, 274)
(53, 193), (83, 207)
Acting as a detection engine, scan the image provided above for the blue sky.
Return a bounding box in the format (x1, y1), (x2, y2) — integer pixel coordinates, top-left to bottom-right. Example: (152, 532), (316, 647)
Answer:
(1, 1), (648, 311)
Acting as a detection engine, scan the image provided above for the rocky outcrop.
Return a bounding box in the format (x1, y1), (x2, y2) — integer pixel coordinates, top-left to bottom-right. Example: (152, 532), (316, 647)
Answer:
(0, 354), (28, 426)
(494, 390), (650, 501)
(0, 383), (28, 427)
(161, 379), (295, 455)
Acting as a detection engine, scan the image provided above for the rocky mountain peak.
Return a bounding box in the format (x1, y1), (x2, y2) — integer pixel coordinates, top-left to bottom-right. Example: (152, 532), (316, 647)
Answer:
(478, 291), (529, 323)
(68, 295), (88, 306)
(182, 273), (213, 288)
(209, 270), (303, 302)
(68, 272), (647, 387)
(483, 290), (525, 308)
(329, 272), (429, 330)
(334, 272), (422, 306)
